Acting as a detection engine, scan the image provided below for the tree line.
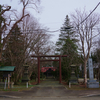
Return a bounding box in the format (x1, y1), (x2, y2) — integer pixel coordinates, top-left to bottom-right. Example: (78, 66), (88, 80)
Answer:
(0, 0), (54, 84)
(0, 0), (100, 86)
(55, 11), (100, 86)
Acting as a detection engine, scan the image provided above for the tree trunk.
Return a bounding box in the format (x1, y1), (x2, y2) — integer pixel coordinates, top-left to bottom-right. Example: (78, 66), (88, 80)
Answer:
(84, 60), (87, 87)
(0, 29), (2, 65)
(98, 67), (100, 81)
(0, 51), (2, 64)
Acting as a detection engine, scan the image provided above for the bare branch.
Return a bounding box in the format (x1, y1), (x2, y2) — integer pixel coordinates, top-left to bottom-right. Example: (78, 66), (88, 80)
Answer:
(1, 6), (11, 15)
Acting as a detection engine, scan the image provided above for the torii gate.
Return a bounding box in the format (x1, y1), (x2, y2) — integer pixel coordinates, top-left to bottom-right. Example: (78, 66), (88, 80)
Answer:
(31, 55), (67, 84)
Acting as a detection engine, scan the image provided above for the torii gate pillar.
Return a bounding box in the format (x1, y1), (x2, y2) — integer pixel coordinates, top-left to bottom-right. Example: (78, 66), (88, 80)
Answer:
(59, 56), (62, 84)
(38, 56), (40, 84)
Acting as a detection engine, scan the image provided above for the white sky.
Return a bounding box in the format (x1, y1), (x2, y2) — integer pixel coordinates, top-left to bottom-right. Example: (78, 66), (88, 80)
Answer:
(1, 0), (100, 43)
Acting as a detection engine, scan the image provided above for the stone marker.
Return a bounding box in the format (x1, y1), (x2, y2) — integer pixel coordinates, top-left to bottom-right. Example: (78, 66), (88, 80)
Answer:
(87, 58), (99, 88)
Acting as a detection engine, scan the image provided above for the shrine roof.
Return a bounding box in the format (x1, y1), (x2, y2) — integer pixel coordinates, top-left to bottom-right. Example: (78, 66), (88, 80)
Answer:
(41, 67), (56, 73)
(0, 66), (16, 71)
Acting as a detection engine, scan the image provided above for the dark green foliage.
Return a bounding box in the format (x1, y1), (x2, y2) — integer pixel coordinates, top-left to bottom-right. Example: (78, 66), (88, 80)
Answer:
(91, 50), (100, 80)
(52, 68), (59, 79)
(30, 72), (37, 80)
(56, 15), (78, 53)
(11, 72), (18, 85)
(62, 66), (71, 83)
(56, 15), (78, 57)
(62, 38), (78, 55)
(52, 61), (59, 79)
(91, 52), (99, 63)
(2, 25), (25, 83)
(40, 72), (46, 79)
(3, 25), (24, 66)
(75, 66), (80, 78)
(55, 15), (79, 83)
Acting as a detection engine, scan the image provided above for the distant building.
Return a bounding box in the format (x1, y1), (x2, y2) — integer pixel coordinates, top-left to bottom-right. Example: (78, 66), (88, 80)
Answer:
(41, 67), (56, 73)
(41, 67), (56, 78)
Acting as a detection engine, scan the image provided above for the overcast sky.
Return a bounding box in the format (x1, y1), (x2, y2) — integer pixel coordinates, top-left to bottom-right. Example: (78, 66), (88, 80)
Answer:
(1, 0), (100, 43)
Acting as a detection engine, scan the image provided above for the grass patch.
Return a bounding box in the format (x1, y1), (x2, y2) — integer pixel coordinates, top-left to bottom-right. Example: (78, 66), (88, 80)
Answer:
(0, 85), (34, 91)
(0, 80), (37, 92)
(0, 80), (38, 91)
(62, 80), (100, 90)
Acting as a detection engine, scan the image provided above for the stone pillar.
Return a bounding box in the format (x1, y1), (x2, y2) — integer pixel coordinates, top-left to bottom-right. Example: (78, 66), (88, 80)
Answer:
(88, 58), (94, 81)
(87, 58), (99, 88)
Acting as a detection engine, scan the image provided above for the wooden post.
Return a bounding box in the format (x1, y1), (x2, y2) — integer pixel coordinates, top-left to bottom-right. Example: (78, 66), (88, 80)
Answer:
(59, 56), (62, 84)
(0, 29), (2, 66)
(8, 74), (10, 88)
(4, 77), (7, 89)
(38, 57), (40, 84)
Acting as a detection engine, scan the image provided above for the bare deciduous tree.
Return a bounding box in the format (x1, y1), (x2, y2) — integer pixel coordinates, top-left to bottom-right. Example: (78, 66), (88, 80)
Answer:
(8, 14), (54, 82)
(71, 9), (100, 87)
(0, 0), (40, 63)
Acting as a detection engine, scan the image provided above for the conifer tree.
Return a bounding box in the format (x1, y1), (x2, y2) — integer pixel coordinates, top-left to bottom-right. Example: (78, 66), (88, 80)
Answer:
(3, 25), (24, 66)
(56, 15), (78, 55)
(55, 15), (79, 82)
(3, 25), (25, 83)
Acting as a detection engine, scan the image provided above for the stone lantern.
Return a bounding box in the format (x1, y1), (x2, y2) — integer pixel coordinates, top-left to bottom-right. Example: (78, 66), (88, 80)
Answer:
(22, 64), (29, 82)
(69, 65), (78, 83)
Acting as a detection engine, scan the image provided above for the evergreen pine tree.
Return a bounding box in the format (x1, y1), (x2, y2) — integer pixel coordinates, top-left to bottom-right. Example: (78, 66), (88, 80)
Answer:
(2, 25), (25, 83)
(56, 15), (78, 54)
(55, 15), (79, 82)
(3, 25), (24, 66)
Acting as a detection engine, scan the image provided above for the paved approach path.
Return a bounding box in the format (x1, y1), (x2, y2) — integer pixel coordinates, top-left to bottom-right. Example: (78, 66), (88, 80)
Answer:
(0, 78), (100, 100)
